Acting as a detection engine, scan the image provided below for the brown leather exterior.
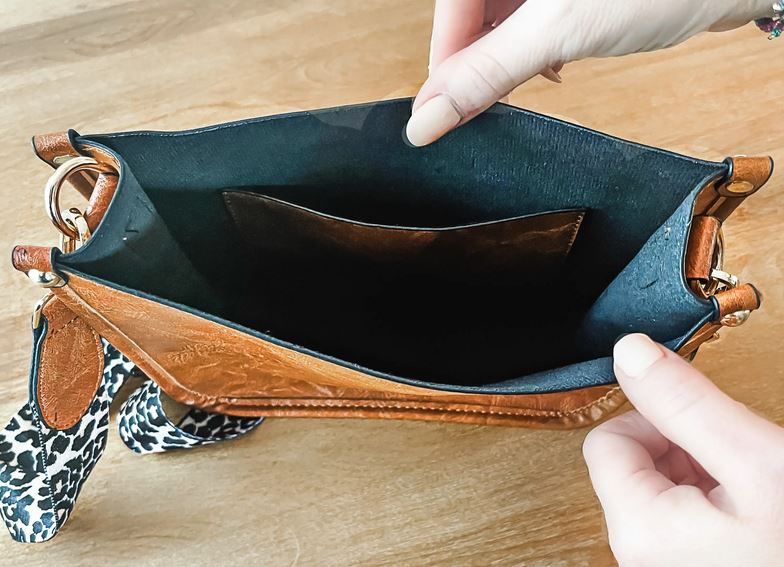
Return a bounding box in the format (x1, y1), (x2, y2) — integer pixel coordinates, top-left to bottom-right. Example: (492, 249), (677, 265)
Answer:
(36, 297), (104, 430)
(11, 245), (53, 273)
(678, 322), (721, 359)
(32, 131), (96, 199)
(32, 131), (80, 165)
(685, 215), (720, 281)
(694, 156), (773, 220)
(52, 272), (626, 428)
(84, 173), (119, 232)
(715, 283), (762, 318)
(723, 156), (775, 195)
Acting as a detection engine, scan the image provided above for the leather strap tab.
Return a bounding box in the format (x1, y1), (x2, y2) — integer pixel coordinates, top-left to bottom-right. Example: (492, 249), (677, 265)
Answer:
(84, 173), (119, 232)
(695, 156), (774, 220)
(11, 245), (52, 273)
(716, 283), (762, 318)
(31, 131), (96, 199)
(721, 156), (774, 196)
(36, 298), (104, 430)
(685, 215), (720, 280)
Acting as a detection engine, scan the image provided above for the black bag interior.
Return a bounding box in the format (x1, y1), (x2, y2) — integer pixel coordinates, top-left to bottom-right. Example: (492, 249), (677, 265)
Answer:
(60, 100), (724, 389)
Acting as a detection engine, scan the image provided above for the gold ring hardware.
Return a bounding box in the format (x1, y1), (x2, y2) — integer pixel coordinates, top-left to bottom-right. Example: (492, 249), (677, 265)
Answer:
(698, 228), (729, 297)
(45, 156), (115, 239)
(721, 309), (751, 327)
(58, 208), (91, 253)
(724, 180), (755, 195)
(27, 269), (65, 289)
(32, 294), (55, 329)
(709, 269), (739, 290)
(697, 227), (750, 327)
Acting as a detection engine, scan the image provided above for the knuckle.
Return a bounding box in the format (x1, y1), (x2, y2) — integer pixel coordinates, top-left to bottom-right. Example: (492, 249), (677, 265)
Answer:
(460, 50), (516, 107)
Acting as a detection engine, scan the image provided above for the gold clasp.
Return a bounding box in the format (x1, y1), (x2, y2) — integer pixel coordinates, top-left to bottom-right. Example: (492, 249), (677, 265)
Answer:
(701, 228), (749, 328)
(32, 294), (55, 329)
(58, 208), (91, 253)
(27, 156), (115, 325)
(44, 156), (113, 239)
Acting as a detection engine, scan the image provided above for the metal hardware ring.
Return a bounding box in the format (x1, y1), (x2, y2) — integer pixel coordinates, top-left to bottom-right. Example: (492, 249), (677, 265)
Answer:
(44, 156), (115, 239)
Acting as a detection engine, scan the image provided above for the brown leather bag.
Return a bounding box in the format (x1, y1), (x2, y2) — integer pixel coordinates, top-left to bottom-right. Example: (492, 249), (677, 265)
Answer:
(15, 101), (772, 430)
(0, 100), (772, 543)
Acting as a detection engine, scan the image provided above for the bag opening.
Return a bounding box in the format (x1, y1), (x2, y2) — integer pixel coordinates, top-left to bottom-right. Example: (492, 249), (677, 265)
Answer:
(59, 99), (723, 390)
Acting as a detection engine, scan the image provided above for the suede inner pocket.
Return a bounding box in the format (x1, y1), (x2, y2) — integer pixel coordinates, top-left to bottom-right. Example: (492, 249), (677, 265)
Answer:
(221, 190), (587, 384)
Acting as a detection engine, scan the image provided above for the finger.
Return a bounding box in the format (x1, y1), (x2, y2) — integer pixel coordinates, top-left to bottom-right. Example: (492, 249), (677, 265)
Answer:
(539, 66), (562, 83)
(484, 0), (523, 27)
(430, 0), (525, 72)
(583, 410), (675, 518)
(613, 334), (784, 490)
(407, 2), (564, 146)
(429, 0), (487, 72)
(654, 445), (717, 489)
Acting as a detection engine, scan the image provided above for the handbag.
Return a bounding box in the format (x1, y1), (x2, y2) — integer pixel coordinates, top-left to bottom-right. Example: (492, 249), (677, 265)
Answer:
(0, 99), (771, 542)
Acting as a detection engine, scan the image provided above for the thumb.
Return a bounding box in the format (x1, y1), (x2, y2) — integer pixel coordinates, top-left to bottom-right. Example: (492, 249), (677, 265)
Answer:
(613, 334), (784, 494)
(406, 2), (565, 147)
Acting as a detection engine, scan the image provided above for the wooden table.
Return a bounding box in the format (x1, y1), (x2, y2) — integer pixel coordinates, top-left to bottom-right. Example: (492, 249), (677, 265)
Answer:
(1, 2), (782, 565)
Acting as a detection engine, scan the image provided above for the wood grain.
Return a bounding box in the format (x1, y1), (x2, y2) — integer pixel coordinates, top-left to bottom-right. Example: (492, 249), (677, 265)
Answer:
(0, 2), (782, 565)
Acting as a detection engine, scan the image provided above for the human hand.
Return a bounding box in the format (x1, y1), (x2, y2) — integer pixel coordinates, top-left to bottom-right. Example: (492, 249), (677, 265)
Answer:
(582, 334), (784, 567)
(406, 0), (773, 146)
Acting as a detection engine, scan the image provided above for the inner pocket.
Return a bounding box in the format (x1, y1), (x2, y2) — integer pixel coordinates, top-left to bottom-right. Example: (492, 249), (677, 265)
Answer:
(221, 190), (586, 385)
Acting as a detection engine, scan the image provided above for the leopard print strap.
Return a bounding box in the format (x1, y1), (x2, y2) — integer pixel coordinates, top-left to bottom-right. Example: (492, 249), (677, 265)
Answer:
(0, 338), (263, 543)
(118, 379), (262, 454)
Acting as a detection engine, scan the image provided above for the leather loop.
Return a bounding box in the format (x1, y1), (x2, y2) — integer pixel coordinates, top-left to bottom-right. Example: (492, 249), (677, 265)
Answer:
(695, 156), (774, 220)
(720, 156), (775, 196)
(715, 283), (762, 318)
(31, 131), (96, 199)
(11, 245), (53, 273)
(84, 173), (119, 232)
(685, 215), (720, 281)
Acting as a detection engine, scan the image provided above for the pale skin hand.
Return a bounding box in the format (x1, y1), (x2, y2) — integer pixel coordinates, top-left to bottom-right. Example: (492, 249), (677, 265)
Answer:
(584, 334), (784, 566)
(407, 0), (774, 146)
(411, 2), (784, 563)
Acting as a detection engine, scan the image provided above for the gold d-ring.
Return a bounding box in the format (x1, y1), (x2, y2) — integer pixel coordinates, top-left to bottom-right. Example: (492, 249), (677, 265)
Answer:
(44, 156), (115, 239)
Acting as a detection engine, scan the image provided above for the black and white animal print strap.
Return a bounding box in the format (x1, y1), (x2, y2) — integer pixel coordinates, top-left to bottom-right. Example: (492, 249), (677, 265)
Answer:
(118, 379), (262, 454)
(0, 337), (262, 543)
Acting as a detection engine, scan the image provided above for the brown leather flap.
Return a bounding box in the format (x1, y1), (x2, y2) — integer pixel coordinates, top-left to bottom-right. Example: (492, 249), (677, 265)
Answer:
(37, 298), (104, 430)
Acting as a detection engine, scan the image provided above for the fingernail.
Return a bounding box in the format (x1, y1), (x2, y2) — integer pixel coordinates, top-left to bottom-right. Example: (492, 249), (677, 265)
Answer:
(541, 67), (562, 84)
(405, 95), (461, 147)
(613, 333), (630, 346)
(613, 334), (664, 379)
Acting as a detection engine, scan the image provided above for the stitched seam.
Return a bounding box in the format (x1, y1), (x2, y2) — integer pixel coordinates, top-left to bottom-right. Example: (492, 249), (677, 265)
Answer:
(29, 404), (59, 533)
(564, 212), (585, 254)
(222, 387), (623, 419)
(223, 193), (241, 227)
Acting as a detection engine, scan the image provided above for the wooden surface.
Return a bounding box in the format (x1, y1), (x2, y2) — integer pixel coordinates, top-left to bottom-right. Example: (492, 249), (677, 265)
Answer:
(0, 2), (782, 565)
